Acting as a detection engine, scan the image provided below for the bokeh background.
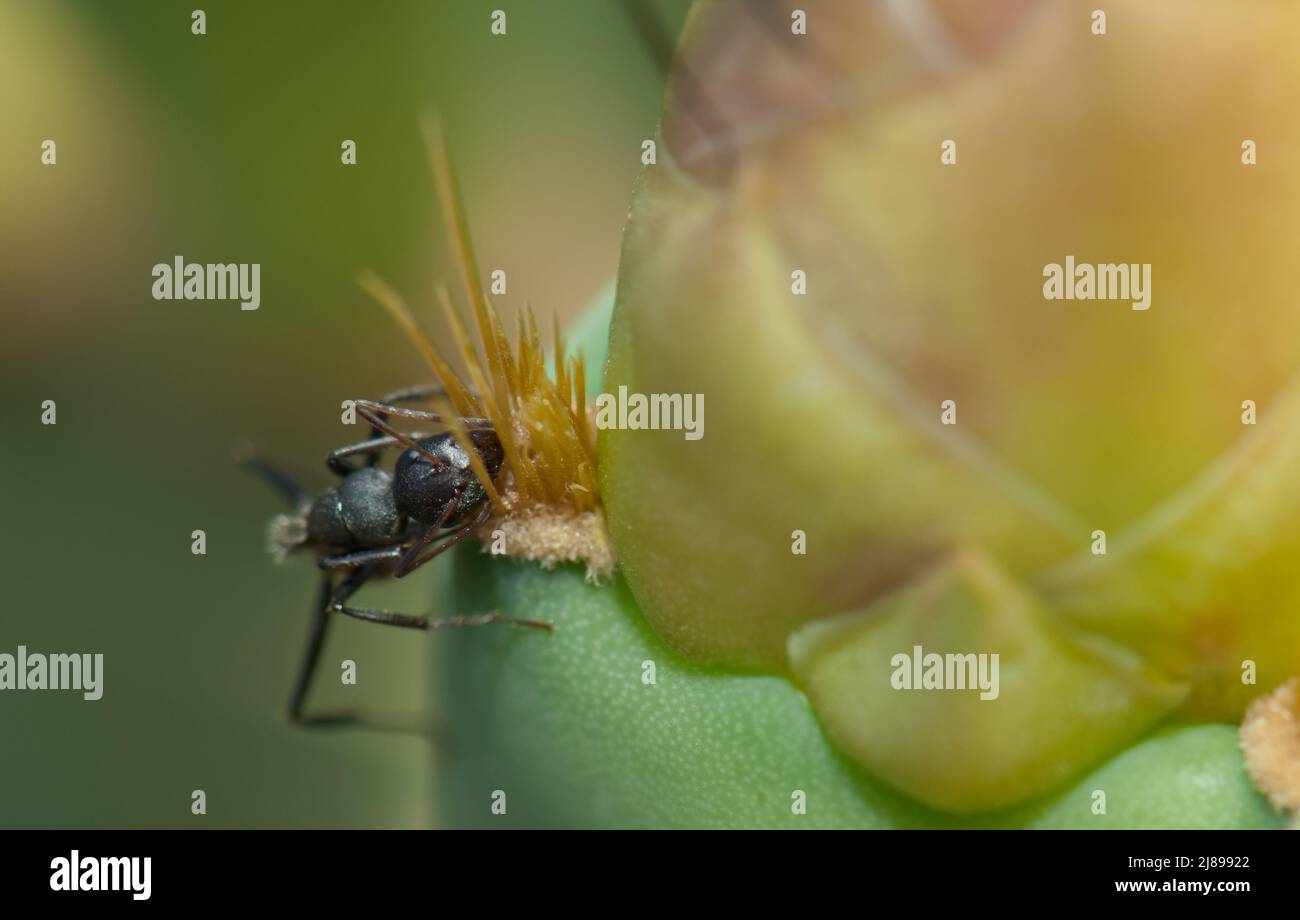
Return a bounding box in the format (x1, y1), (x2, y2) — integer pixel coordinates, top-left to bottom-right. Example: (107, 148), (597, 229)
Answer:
(0, 0), (686, 828)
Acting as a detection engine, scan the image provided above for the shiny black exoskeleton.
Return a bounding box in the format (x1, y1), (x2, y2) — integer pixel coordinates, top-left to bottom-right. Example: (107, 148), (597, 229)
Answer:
(239, 385), (547, 730)
(306, 466), (404, 550)
(392, 429), (504, 528)
(303, 428), (504, 552)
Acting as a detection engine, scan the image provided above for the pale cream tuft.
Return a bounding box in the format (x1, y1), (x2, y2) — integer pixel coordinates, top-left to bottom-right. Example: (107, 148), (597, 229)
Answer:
(1240, 678), (1300, 817)
(266, 505), (310, 564)
(479, 483), (616, 582)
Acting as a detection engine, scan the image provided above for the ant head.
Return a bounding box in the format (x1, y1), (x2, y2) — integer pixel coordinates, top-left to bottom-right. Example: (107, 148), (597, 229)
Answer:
(393, 430), (504, 527)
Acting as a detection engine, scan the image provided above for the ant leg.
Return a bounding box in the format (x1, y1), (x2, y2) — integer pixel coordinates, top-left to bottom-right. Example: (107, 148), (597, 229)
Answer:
(315, 496), (469, 578)
(393, 524), (443, 579)
(377, 383), (445, 405)
(326, 572), (429, 629)
(316, 493), (463, 574)
(318, 551), (549, 632)
(287, 567), (462, 735)
(233, 443), (309, 508)
(332, 601), (552, 633)
(319, 544), (406, 570)
(364, 385), (449, 465)
(326, 431), (434, 477)
(287, 568), (365, 727)
(392, 492), (465, 577)
(352, 398), (494, 431)
(328, 385), (448, 475)
(395, 502), (492, 578)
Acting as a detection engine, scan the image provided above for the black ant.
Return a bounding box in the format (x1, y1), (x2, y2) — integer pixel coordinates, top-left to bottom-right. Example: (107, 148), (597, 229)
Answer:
(239, 384), (551, 731)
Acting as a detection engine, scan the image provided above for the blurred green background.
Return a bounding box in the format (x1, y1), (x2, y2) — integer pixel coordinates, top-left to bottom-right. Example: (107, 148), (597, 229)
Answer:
(0, 0), (686, 827)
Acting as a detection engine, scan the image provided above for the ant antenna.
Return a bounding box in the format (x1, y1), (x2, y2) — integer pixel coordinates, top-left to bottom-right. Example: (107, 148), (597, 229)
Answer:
(355, 407), (452, 467)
